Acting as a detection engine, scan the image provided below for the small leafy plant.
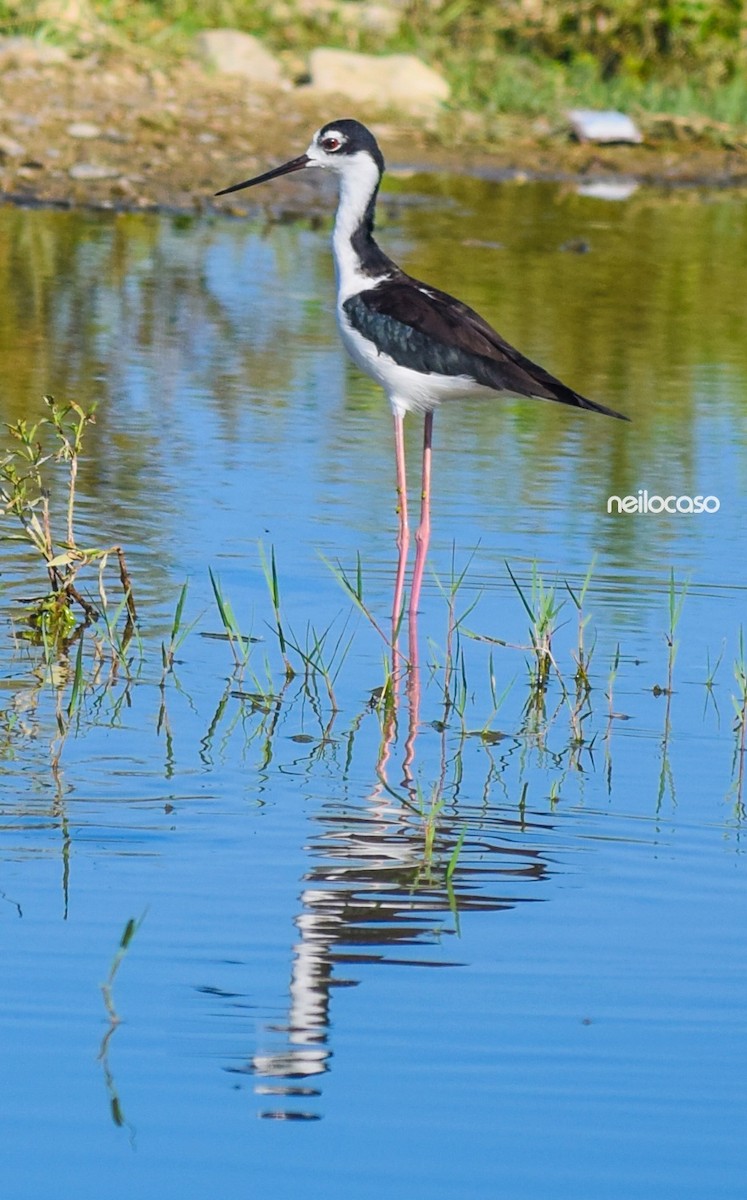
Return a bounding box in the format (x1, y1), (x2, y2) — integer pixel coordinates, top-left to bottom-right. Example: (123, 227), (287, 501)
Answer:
(0, 395), (136, 647)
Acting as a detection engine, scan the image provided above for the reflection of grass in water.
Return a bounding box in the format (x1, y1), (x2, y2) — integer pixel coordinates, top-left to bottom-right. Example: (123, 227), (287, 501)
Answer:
(98, 913), (146, 1136)
(651, 571), (687, 811)
(4, 531), (747, 955)
(2, 442), (746, 821)
(4, 395), (746, 995)
(731, 629), (747, 815)
(100, 914), (146, 1029)
(412, 782), (468, 923)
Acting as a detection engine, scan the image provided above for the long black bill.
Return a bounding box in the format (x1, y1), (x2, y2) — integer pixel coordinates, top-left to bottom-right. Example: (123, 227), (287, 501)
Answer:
(215, 152), (311, 197)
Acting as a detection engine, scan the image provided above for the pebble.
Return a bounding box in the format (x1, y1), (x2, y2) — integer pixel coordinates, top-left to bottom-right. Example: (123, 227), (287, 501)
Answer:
(68, 162), (121, 181)
(559, 238), (592, 254)
(0, 134), (25, 158)
(109, 177), (136, 197)
(567, 109), (643, 145)
(7, 113), (39, 128)
(67, 121), (101, 139)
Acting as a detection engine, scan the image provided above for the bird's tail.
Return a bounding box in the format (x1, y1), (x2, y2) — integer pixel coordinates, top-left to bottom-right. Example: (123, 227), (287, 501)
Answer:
(485, 329), (631, 421)
(515, 359), (630, 421)
(557, 387), (630, 421)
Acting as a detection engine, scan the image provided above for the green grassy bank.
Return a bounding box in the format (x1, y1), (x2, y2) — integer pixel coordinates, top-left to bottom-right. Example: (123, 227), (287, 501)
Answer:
(3, 0), (747, 139)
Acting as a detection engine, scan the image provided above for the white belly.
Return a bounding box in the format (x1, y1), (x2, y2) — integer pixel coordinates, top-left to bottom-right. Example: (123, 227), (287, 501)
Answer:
(336, 305), (497, 419)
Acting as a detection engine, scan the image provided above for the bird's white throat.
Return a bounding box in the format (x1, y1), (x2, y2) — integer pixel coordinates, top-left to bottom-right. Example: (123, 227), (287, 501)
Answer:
(331, 152), (388, 301)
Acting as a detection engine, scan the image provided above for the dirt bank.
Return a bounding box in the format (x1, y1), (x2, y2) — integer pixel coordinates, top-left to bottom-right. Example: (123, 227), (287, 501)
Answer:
(2, 52), (747, 216)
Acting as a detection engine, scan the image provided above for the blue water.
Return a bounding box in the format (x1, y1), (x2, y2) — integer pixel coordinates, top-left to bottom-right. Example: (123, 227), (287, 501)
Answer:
(1, 177), (746, 1198)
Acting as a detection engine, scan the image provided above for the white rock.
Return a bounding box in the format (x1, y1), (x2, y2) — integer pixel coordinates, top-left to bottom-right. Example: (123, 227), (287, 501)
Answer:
(67, 121), (101, 139)
(567, 109), (643, 145)
(307, 48), (449, 115)
(195, 29), (286, 88)
(0, 134), (25, 158)
(69, 162), (120, 181)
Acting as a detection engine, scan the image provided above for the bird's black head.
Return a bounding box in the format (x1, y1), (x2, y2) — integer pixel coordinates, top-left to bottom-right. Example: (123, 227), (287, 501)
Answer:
(314, 119), (386, 176)
(215, 118), (385, 199)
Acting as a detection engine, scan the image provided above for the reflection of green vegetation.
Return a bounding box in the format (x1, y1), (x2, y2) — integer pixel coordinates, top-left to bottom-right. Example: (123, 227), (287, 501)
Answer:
(732, 630), (747, 814)
(100, 912), (145, 1029)
(1, 190), (744, 580)
(98, 913), (146, 1138)
(389, 174), (747, 426)
(382, 176), (747, 567)
(0, 206), (331, 429)
(2, 525), (746, 913)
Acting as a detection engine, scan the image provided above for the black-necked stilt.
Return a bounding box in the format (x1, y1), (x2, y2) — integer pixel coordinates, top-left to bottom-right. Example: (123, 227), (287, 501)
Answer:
(217, 119), (628, 627)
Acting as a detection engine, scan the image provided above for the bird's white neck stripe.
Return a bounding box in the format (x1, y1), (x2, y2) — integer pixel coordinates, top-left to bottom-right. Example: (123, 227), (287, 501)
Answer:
(332, 153), (387, 301)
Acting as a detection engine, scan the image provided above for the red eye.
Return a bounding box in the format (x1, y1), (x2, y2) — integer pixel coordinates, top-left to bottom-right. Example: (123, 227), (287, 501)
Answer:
(322, 136), (341, 152)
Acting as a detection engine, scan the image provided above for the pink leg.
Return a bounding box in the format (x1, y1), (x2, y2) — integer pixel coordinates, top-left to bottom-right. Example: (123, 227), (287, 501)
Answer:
(408, 411), (433, 621)
(391, 411), (410, 632)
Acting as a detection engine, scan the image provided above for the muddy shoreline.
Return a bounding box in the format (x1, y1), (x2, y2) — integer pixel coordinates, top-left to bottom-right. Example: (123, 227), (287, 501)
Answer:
(2, 54), (746, 217)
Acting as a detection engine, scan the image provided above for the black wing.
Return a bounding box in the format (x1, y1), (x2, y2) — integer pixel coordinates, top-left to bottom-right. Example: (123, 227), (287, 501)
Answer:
(343, 278), (629, 420)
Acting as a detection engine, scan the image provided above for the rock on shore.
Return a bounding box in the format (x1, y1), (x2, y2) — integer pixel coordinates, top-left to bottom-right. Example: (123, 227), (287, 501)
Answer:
(194, 29), (288, 89)
(306, 48), (450, 115)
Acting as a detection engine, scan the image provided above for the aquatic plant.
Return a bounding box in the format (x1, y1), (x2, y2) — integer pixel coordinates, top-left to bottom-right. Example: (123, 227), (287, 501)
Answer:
(208, 566), (253, 670)
(259, 542), (295, 680)
(664, 568), (688, 697)
(566, 557), (596, 692)
(0, 395), (136, 648)
(3, 463), (747, 834)
(324, 549), (393, 649)
(505, 560), (564, 697)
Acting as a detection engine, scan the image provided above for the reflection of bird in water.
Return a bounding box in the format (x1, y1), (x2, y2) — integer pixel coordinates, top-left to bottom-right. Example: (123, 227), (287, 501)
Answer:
(217, 119), (628, 628)
(247, 779), (551, 1120)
